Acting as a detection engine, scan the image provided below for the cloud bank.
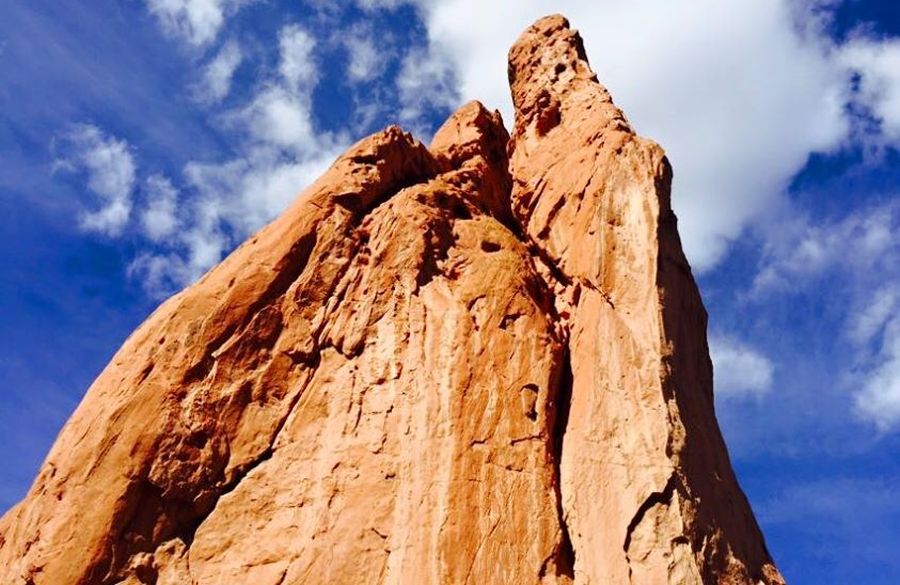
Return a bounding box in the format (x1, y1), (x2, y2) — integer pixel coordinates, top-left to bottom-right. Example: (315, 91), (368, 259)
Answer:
(403, 0), (900, 270)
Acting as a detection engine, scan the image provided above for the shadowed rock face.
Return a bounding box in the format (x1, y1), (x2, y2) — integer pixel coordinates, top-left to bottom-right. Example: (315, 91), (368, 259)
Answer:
(0, 14), (784, 585)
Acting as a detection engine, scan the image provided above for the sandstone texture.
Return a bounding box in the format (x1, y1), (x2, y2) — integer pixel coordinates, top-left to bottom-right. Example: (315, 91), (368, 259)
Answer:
(0, 15), (784, 585)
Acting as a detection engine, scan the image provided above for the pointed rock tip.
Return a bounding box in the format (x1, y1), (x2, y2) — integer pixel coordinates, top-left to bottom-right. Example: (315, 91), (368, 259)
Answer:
(508, 14), (593, 87)
(428, 100), (513, 222)
(508, 14), (603, 133)
(347, 124), (419, 158)
(336, 124), (432, 172)
(314, 123), (435, 212)
(430, 100), (509, 169)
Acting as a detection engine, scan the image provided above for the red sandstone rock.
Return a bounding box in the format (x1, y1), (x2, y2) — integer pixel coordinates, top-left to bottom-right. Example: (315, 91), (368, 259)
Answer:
(0, 14), (783, 585)
(508, 16), (783, 584)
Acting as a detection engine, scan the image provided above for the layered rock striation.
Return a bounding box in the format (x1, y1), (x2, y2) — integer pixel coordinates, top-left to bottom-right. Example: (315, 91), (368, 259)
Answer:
(0, 15), (784, 585)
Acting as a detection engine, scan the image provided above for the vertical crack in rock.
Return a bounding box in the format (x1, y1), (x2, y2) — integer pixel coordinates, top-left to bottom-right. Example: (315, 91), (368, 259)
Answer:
(547, 346), (576, 580)
(622, 473), (679, 581)
(181, 348), (325, 550)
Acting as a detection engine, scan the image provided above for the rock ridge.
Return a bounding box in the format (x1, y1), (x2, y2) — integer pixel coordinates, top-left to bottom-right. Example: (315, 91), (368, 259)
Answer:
(0, 14), (784, 585)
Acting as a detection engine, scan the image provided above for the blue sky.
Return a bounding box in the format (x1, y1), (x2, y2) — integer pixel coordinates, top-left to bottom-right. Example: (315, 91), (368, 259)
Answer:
(1, 1), (899, 582)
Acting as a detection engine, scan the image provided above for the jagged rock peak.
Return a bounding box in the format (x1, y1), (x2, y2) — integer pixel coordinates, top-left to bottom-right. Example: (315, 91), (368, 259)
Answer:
(0, 14), (784, 585)
(508, 15), (614, 137)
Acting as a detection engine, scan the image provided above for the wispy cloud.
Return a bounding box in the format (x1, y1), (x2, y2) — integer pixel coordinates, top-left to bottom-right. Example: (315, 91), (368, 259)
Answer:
(849, 288), (896, 345)
(854, 310), (900, 432)
(396, 44), (458, 133)
(50, 22), (342, 298)
(355, 0), (414, 10)
(129, 21), (347, 296)
(752, 204), (895, 296)
(340, 24), (388, 84)
(193, 40), (243, 103)
(129, 192), (227, 297)
(278, 24), (317, 91)
(841, 37), (900, 143)
(238, 85), (319, 151)
(710, 335), (775, 399)
(226, 24), (323, 153)
(140, 174), (179, 242)
(54, 124), (136, 237)
(145, 0), (254, 46)
(751, 202), (900, 430)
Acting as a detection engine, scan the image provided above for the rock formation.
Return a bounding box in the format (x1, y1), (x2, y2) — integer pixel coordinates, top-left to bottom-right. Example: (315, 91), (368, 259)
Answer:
(0, 14), (784, 585)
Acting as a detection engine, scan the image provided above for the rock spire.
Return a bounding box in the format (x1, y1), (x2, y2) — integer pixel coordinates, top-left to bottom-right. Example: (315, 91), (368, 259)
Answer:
(0, 14), (783, 585)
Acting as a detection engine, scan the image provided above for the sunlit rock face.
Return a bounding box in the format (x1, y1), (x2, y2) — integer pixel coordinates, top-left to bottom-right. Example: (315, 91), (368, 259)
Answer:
(0, 14), (783, 585)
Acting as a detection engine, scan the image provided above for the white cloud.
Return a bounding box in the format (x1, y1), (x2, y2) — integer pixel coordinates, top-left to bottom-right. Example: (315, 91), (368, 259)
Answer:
(128, 252), (189, 297)
(184, 147), (341, 235)
(129, 22), (346, 296)
(850, 288), (897, 345)
(244, 24), (336, 155)
(751, 203), (900, 429)
(854, 313), (900, 431)
(141, 175), (179, 242)
(841, 37), (900, 142)
(130, 145), (342, 298)
(129, 193), (228, 296)
(200, 22), (338, 244)
(278, 24), (317, 92)
(710, 335), (775, 399)
(850, 262), (900, 432)
(396, 44), (459, 130)
(194, 40), (243, 103)
(240, 86), (318, 152)
(229, 25), (322, 153)
(56, 124), (136, 237)
(81, 199), (131, 238)
(145, 0), (252, 46)
(356, 0), (413, 10)
(753, 203), (896, 295)
(401, 0), (900, 271)
(341, 26), (386, 84)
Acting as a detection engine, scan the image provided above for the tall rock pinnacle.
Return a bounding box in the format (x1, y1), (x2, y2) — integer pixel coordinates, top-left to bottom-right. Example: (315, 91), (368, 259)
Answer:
(507, 15), (783, 584)
(0, 14), (784, 585)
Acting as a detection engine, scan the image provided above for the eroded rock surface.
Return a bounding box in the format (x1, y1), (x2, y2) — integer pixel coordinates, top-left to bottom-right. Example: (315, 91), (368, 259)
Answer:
(0, 14), (784, 585)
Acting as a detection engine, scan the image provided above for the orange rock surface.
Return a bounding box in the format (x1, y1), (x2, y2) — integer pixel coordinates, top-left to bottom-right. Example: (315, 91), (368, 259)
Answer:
(0, 14), (784, 585)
